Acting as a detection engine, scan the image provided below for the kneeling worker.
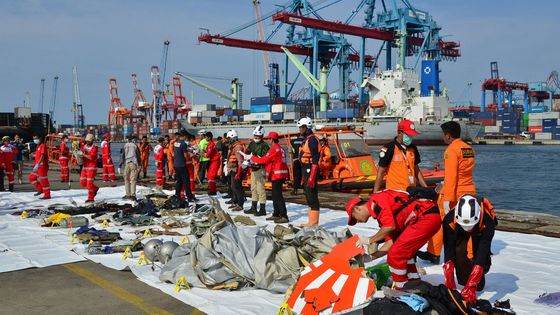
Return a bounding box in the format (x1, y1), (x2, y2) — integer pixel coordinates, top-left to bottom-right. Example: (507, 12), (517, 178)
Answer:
(442, 195), (495, 304)
(345, 189), (441, 290)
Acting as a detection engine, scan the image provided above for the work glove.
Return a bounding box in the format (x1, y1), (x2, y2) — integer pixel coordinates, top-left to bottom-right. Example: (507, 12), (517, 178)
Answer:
(443, 201), (451, 214)
(155, 161), (159, 167)
(461, 265), (484, 304)
(356, 236), (378, 255)
(117, 167), (121, 175)
(307, 164), (319, 189)
(443, 260), (457, 289)
(435, 181), (444, 193)
(33, 164), (39, 172)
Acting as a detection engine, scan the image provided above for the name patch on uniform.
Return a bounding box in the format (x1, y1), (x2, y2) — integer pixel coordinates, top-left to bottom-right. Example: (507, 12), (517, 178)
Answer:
(461, 148), (474, 158)
(379, 146), (387, 158)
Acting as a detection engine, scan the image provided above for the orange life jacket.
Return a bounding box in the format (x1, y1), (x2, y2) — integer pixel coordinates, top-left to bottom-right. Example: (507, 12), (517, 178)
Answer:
(228, 141), (246, 168)
(300, 134), (320, 164)
(385, 145), (416, 191)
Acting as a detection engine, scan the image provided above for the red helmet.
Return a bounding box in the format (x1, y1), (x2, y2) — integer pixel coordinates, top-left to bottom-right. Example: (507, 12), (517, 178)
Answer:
(345, 197), (363, 226)
(103, 133), (111, 139)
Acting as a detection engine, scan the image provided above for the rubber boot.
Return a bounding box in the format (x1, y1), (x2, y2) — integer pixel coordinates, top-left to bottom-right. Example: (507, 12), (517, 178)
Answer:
(244, 201), (258, 215)
(255, 203), (266, 217)
(9, 184), (14, 192)
(299, 209), (319, 227)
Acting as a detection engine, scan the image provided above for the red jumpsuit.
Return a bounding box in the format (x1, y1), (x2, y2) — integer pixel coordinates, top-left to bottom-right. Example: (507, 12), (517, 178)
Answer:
(367, 190), (441, 289)
(59, 141), (70, 182)
(100, 140), (116, 181)
(28, 143), (50, 198)
(186, 147), (196, 193)
(204, 140), (221, 194)
(153, 143), (166, 187)
(1, 144), (18, 186)
(80, 143), (99, 201)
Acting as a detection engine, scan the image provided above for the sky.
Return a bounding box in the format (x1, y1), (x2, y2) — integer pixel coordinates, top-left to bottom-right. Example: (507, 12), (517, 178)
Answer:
(1, 0), (559, 125)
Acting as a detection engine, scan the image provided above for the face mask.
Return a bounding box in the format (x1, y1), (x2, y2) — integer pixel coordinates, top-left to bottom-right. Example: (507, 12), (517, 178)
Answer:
(254, 138), (261, 143)
(402, 134), (413, 146)
(33, 139), (40, 144)
(64, 139), (69, 143)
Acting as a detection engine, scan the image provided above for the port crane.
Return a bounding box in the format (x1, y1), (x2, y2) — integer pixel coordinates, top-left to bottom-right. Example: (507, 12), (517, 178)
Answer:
(108, 78), (129, 140)
(72, 66), (85, 130)
(48, 76), (59, 124)
(130, 73), (151, 124)
(175, 72), (243, 109)
(38, 78), (45, 113)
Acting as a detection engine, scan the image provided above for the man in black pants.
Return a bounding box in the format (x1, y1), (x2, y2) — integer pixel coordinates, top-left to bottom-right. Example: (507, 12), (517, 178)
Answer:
(290, 134), (304, 195)
(173, 131), (192, 202)
(226, 129), (246, 211)
(297, 117), (321, 227)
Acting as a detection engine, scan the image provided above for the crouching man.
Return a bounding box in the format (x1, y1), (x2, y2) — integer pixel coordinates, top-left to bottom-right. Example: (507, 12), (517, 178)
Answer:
(443, 195), (495, 304)
(345, 189), (441, 290)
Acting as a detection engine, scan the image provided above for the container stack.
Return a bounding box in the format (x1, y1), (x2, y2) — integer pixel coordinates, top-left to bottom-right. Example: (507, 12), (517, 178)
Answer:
(161, 120), (181, 135)
(527, 111), (560, 140)
(220, 108), (247, 123)
(472, 112), (496, 126)
(499, 111), (520, 134)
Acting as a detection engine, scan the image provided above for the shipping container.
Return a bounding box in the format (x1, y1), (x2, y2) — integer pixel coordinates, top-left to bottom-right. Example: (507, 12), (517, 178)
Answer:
(472, 118), (496, 126)
(202, 110), (216, 118)
(542, 119), (558, 127)
(271, 112), (283, 121)
(529, 107), (545, 113)
(191, 104), (216, 111)
(484, 126), (500, 133)
(271, 104), (296, 113)
(188, 111), (203, 118)
(326, 108), (358, 119)
(528, 126), (543, 133)
(316, 111), (327, 120)
(471, 112), (495, 119)
(250, 96), (272, 105)
(253, 112), (272, 121)
(553, 132), (560, 140)
(284, 112), (297, 120)
(250, 104), (271, 113)
(528, 119), (542, 127)
(543, 126), (556, 133)
(534, 132), (552, 140)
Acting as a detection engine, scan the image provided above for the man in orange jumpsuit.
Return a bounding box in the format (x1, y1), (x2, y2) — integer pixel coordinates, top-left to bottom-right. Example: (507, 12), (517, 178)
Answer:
(417, 121), (476, 264)
(81, 134), (99, 203)
(204, 131), (221, 196)
(167, 133), (178, 180)
(1, 136), (18, 192)
(59, 134), (70, 182)
(319, 137), (332, 179)
(100, 133), (116, 182)
(374, 119), (427, 192)
(139, 136), (152, 178)
(153, 137), (166, 191)
(29, 135), (50, 199)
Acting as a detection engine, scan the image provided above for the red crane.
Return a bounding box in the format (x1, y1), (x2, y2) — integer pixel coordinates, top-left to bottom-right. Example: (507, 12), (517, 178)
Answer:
(108, 78), (129, 140)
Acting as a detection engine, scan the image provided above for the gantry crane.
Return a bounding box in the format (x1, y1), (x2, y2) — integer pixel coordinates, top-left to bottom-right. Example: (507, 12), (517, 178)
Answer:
(108, 78), (129, 140)
(175, 72), (243, 109)
(72, 66), (85, 129)
(38, 78), (45, 113)
(130, 73), (150, 124)
(48, 76), (59, 124)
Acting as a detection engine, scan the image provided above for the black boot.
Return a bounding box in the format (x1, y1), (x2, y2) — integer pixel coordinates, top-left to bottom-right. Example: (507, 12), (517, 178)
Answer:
(291, 188), (298, 195)
(255, 203), (266, 217)
(9, 184), (14, 192)
(244, 201), (258, 214)
(416, 251), (440, 265)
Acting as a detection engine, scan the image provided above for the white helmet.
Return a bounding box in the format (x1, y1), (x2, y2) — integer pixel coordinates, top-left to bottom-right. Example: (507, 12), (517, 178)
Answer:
(297, 117), (312, 128)
(226, 129), (238, 139)
(197, 129), (206, 136)
(253, 125), (265, 137)
(455, 195), (481, 230)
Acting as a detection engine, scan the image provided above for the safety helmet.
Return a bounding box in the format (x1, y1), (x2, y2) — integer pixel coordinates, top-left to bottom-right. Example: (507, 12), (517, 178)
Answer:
(85, 134), (94, 142)
(253, 125), (265, 137)
(103, 133), (110, 139)
(198, 129), (206, 136)
(143, 239), (163, 261)
(2, 136), (10, 142)
(297, 117), (312, 128)
(158, 241), (179, 264)
(455, 195), (481, 230)
(158, 137), (164, 142)
(226, 129), (238, 139)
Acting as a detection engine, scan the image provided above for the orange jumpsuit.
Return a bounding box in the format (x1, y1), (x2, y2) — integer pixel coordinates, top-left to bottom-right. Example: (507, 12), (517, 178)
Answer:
(167, 139), (175, 178)
(319, 145), (332, 178)
(139, 143), (152, 176)
(427, 138), (476, 257)
(59, 141), (70, 182)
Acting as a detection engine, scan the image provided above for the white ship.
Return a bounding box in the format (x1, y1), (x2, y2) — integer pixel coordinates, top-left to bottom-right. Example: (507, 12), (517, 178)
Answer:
(181, 68), (481, 145)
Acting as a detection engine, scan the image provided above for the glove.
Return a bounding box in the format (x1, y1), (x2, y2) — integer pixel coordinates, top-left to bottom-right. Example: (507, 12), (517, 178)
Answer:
(435, 181), (444, 193)
(155, 161), (159, 167)
(223, 162), (229, 176)
(443, 260), (456, 289)
(241, 160), (251, 169)
(461, 265), (484, 304)
(356, 236), (378, 255)
(117, 167), (121, 175)
(33, 164), (39, 171)
(307, 164), (319, 188)
(443, 201), (451, 214)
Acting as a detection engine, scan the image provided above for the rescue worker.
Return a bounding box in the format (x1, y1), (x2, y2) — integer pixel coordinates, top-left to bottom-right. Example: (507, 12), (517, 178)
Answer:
(290, 134), (304, 195)
(28, 135), (50, 199)
(153, 137), (167, 192)
(139, 135), (152, 178)
(165, 134), (175, 180)
(220, 133), (232, 197)
(80, 133), (99, 203)
(248, 131), (290, 223)
(119, 135), (141, 200)
(204, 131), (221, 196)
(100, 133), (116, 182)
(226, 129), (246, 212)
(13, 134), (25, 184)
(298, 117), (321, 226)
(59, 134), (70, 182)
(345, 189), (441, 290)
(418, 121), (477, 264)
(319, 137), (332, 179)
(1, 136), (18, 192)
(442, 195), (495, 304)
(0, 146), (4, 191)
(244, 125), (270, 216)
(186, 134), (197, 197)
(173, 131), (193, 202)
(198, 130), (209, 183)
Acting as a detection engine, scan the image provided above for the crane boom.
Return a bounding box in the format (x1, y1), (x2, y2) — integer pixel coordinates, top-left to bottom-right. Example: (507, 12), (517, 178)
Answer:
(49, 76), (59, 122)
(39, 78), (45, 113)
(175, 72), (234, 101)
(252, 0), (270, 80)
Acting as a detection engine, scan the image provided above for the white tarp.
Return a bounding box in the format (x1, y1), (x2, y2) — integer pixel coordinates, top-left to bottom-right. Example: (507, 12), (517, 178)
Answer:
(1, 187), (560, 314)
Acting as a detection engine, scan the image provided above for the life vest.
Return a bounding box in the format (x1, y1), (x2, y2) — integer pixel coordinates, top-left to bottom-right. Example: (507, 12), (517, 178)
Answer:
(1, 144), (18, 163)
(300, 133), (320, 164)
(368, 190), (437, 233)
(154, 144), (166, 162)
(385, 144), (416, 191)
(228, 141), (246, 168)
(100, 140), (111, 157)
